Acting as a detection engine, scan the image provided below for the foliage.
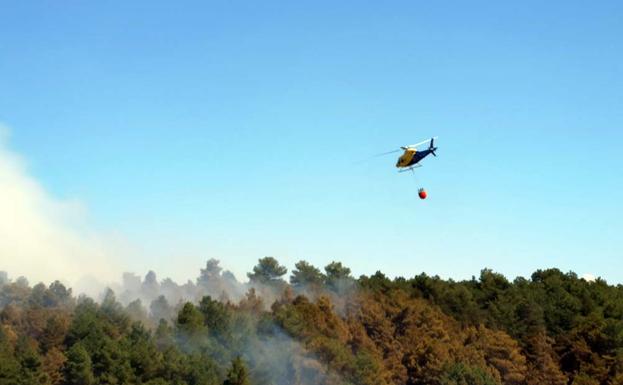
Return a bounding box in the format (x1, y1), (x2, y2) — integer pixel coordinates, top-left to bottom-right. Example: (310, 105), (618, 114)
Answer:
(247, 257), (288, 284)
(224, 356), (250, 385)
(2, 262), (623, 384)
(291, 260), (326, 288)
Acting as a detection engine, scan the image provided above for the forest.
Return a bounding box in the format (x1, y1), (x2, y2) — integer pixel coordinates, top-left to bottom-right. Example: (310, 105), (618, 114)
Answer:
(1, 258), (622, 385)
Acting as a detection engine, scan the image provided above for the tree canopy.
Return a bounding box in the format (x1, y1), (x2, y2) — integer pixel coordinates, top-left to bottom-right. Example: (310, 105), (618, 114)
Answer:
(1, 262), (623, 385)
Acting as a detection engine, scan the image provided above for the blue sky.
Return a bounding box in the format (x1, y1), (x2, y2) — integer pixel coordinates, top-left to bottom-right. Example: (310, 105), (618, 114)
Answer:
(1, 1), (622, 284)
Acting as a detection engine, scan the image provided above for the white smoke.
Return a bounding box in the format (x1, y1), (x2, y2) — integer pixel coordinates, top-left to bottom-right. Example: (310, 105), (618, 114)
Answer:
(581, 273), (597, 282)
(0, 124), (122, 293)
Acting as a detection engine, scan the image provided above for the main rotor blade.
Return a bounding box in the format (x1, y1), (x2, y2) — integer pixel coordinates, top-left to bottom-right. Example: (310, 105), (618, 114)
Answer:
(372, 149), (402, 157)
(405, 136), (438, 148)
(355, 148), (401, 164)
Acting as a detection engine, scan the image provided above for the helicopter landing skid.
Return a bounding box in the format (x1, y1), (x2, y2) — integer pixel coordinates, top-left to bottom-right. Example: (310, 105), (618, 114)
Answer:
(398, 164), (422, 173)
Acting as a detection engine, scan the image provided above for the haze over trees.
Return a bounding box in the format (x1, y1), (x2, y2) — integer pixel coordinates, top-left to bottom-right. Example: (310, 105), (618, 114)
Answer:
(1, 259), (622, 384)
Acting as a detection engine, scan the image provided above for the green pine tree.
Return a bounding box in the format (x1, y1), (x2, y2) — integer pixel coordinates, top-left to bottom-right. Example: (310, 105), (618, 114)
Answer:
(224, 356), (250, 385)
(64, 343), (95, 385)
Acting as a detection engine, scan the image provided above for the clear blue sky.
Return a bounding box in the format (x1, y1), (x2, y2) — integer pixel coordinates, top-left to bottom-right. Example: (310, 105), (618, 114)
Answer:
(1, 1), (622, 283)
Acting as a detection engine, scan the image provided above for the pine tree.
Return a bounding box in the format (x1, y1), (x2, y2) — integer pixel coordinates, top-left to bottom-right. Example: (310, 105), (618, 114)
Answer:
(64, 343), (95, 385)
(247, 257), (287, 284)
(0, 328), (21, 385)
(224, 356), (250, 385)
(290, 261), (325, 288)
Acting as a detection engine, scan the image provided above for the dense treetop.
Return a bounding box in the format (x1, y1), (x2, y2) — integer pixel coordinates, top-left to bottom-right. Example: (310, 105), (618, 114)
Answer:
(1, 259), (622, 385)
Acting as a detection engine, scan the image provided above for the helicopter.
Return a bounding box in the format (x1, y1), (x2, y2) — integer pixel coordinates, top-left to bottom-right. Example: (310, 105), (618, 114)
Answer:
(377, 137), (438, 173)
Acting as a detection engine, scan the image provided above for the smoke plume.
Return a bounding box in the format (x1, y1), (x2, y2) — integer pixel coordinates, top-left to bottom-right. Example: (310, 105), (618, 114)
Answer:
(0, 124), (122, 292)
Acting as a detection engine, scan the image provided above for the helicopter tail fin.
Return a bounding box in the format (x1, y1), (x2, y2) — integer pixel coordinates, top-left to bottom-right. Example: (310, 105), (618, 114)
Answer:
(429, 138), (437, 156)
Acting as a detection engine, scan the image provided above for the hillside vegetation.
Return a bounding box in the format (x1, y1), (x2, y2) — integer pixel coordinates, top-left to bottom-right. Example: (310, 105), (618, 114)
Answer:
(1, 259), (622, 385)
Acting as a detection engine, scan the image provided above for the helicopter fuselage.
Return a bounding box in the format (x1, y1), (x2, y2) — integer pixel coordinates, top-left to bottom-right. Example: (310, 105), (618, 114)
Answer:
(396, 148), (434, 168)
